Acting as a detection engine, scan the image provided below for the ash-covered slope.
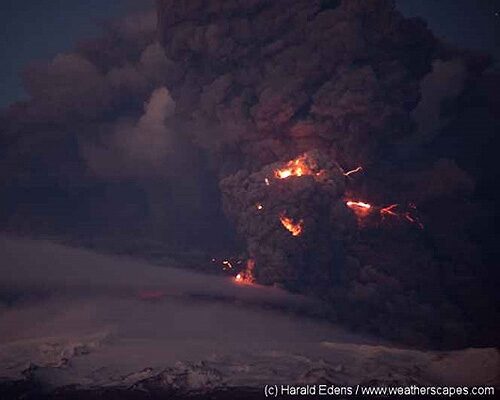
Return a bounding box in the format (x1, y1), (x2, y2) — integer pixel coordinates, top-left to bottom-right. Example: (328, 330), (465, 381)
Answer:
(0, 237), (498, 398)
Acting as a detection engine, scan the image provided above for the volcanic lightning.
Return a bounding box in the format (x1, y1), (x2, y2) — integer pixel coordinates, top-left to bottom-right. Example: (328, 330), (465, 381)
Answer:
(343, 166), (363, 177)
(346, 201), (372, 210)
(345, 200), (373, 220)
(346, 199), (424, 229)
(380, 204), (399, 217)
(404, 213), (424, 229)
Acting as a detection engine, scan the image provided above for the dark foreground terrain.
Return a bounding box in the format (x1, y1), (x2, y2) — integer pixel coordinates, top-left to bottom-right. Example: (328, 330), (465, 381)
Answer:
(0, 238), (498, 399)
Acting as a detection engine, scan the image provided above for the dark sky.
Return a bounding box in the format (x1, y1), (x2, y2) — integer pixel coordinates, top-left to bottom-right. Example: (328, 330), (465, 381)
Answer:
(0, 0), (498, 108)
(396, 0), (499, 59)
(0, 0), (154, 108)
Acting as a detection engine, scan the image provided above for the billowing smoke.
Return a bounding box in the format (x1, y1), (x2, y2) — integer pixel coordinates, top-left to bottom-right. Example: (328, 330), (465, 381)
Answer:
(411, 59), (467, 142)
(0, 8), (232, 249)
(0, 0), (498, 348)
(154, 0), (497, 347)
(157, 0), (438, 172)
(82, 87), (176, 179)
(18, 11), (165, 124)
(220, 150), (350, 292)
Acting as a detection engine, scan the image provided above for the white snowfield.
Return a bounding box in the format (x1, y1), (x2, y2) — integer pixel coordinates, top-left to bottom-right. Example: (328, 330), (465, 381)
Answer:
(0, 236), (498, 392)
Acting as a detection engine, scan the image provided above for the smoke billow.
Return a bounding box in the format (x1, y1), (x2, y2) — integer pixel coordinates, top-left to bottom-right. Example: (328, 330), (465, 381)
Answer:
(411, 59), (467, 142)
(154, 0), (498, 347)
(157, 0), (437, 170)
(220, 150), (350, 291)
(82, 87), (176, 179)
(0, 8), (232, 249)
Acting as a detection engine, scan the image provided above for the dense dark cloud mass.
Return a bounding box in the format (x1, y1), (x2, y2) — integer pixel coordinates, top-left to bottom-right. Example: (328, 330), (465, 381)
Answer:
(157, 0), (437, 171)
(161, 0), (497, 348)
(0, 9), (231, 250)
(220, 150), (350, 290)
(411, 59), (467, 141)
(0, 0), (498, 348)
(153, 0), (498, 346)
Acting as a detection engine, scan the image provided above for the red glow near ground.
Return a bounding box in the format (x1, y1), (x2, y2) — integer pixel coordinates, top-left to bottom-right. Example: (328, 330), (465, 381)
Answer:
(137, 290), (167, 301)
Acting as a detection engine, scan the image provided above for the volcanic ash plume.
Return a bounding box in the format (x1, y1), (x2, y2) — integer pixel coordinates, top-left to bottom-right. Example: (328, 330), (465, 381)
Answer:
(220, 150), (353, 292)
(154, 0), (498, 347)
(0, 0), (496, 348)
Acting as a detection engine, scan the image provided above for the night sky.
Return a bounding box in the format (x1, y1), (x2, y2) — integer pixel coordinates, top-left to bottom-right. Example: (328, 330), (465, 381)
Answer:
(0, 1), (498, 108)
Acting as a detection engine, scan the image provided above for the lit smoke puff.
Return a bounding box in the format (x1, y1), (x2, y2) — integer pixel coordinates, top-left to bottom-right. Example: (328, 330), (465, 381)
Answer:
(220, 150), (353, 293)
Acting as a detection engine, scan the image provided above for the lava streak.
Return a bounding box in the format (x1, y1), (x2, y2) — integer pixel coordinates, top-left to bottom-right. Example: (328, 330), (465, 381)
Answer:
(279, 213), (304, 236)
(274, 155), (314, 179)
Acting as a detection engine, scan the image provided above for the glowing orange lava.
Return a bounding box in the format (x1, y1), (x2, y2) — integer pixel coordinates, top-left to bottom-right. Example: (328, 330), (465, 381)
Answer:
(279, 213), (304, 236)
(274, 155), (314, 179)
(234, 259), (255, 284)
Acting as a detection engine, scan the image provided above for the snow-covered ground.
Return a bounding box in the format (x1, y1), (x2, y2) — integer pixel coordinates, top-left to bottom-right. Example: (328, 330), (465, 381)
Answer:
(0, 236), (498, 394)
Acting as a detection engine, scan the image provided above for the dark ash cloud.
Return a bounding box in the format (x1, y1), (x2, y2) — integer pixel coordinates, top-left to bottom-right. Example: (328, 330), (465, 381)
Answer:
(0, 0), (497, 348)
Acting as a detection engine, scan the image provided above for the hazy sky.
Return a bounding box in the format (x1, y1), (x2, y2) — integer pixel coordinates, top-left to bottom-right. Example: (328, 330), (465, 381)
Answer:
(0, 0), (498, 108)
